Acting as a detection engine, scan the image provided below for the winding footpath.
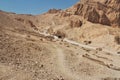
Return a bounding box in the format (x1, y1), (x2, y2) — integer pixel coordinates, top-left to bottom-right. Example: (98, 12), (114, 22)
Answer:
(35, 30), (117, 55)
(34, 30), (120, 79)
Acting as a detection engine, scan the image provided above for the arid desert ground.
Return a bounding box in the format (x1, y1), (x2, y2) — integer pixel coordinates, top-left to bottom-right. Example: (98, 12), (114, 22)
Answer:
(0, 0), (120, 80)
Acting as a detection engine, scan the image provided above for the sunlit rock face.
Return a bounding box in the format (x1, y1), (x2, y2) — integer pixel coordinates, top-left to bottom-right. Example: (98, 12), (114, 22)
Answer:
(67, 0), (120, 27)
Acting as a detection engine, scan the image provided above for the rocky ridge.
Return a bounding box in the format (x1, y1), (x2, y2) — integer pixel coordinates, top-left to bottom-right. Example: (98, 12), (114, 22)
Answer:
(66, 0), (120, 27)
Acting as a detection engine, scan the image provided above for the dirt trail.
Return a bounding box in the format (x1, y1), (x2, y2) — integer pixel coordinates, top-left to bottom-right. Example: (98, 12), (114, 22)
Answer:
(55, 46), (80, 80)
(34, 29), (118, 55)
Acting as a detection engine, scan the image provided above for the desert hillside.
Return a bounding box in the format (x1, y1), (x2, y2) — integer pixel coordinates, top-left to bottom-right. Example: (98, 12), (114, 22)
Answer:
(0, 0), (120, 80)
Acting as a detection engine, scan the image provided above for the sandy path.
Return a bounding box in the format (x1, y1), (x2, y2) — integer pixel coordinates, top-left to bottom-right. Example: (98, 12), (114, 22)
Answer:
(55, 46), (80, 80)
(35, 30), (117, 55)
(63, 38), (117, 55)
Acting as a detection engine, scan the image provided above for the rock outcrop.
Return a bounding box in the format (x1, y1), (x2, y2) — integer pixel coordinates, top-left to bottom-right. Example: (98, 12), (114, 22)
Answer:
(67, 0), (120, 27)
(48, 9), (62, 14)
(69, 19), (82, 28)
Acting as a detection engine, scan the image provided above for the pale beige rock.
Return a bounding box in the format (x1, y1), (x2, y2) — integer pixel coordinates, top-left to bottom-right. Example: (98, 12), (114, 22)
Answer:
(0, 0), (120, 80)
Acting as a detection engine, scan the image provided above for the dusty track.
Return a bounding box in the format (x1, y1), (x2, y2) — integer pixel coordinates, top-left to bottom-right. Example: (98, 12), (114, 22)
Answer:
(35, 30), (120, 71)
(55, 46), (80, 80)
(35, 30), (118, 55)
(0, 28), (120, 80)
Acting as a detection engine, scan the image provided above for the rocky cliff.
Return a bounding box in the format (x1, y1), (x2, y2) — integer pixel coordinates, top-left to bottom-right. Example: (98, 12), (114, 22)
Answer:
(67, 0), (120, 27)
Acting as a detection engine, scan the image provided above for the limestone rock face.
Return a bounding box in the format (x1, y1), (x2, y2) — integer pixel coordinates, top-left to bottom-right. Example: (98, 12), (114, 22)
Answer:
(67, 0), (120, 27)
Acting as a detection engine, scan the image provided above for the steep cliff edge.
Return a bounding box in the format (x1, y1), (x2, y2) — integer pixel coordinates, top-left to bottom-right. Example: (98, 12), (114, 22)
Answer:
(67, 0), (120, 27)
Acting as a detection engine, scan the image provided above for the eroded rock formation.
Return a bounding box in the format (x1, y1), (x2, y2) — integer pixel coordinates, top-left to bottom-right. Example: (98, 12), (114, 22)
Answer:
(67, 0), (120, 27)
